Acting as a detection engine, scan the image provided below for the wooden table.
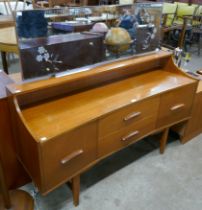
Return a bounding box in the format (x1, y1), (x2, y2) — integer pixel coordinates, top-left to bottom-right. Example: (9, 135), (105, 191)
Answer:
(0, 27), (18, 74)
(0, 15), (14, 28)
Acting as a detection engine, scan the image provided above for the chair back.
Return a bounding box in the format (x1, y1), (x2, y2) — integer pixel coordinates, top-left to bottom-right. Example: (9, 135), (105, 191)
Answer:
(162, 2), (177, 27)
(0, 0), (33, 16)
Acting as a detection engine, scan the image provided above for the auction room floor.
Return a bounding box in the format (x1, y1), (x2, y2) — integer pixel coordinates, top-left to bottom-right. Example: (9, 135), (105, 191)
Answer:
(1, 50), (202, 210)
(23, 134), (202, 210)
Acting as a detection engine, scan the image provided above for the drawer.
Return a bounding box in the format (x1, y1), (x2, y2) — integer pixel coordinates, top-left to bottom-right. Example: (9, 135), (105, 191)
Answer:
(157, 84), (196, 128)
(41, 122), (97, 192)
(98, 115), (156, 157)
(99, 96), (160, 138)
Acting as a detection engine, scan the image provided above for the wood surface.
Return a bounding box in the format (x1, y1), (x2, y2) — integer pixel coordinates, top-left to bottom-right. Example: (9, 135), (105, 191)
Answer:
(41, 122), (97, 193)
(98, 96), (159, 138)
(159, 128), (169, 154)
(0, 72), (30, 190)
(0, 15), (14, 29)
(179, 81), (202, 143)
(72, 175), (80, 206)
(156, 84), (197, 127)
(0, 157), (10, 208)
(19, 70), (196, 141)
(0, 190), (34, 210)
(7, 51), (171, 97)
(0, 26), (18, 73)
(8, 52), (199, 203)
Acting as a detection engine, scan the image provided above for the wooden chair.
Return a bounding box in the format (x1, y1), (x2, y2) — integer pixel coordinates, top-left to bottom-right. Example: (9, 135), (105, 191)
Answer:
(162, 2), (200, 51)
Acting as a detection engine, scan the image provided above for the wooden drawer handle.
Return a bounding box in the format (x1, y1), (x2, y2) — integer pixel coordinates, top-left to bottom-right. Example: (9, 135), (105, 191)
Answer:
(170, 103), (185, 111)
(61, 149), (83, 165)
(122, 130), (139, 141)
(123, 111), (141, 121)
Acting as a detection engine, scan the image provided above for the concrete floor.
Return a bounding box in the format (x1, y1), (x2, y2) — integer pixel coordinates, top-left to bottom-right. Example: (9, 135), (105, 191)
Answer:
(1, 47), (202, 210)
(21, 134), (202, 210)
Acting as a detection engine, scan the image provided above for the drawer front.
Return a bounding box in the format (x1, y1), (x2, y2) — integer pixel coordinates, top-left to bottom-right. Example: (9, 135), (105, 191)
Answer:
(98, 115), (156, 157)
(41, 122), (97, 192)
(99, 96), (160, 138)
(157, 84), (196, 128)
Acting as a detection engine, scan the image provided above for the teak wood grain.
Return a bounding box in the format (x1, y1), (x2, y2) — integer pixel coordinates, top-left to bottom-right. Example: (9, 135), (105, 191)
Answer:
(173, 81), (202, 143)
(19, 70), (195, 141)
(7, 51), (199, 203)
(0, 72), (29, 191)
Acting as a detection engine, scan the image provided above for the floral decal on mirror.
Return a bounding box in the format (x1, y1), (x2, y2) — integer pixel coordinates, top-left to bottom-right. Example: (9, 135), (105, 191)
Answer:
(36, 46), (62, 73)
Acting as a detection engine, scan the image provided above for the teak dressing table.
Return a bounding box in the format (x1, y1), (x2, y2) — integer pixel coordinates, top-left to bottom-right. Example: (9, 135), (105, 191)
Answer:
(7, 50), (198, 206)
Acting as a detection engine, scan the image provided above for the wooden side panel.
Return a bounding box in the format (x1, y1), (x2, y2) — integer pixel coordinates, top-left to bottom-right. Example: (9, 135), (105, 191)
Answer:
(0, 71), (29, 190)
(13, 110), (42, 191)
(181, 91), (202, 143)
(0, 99), (29, 189)
(8, 95), (42, 190)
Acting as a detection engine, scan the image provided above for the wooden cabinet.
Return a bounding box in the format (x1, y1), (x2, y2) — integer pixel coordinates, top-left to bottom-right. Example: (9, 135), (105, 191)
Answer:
(157, 84), (197, 128)
(41, 122), (97, 193)
(98, 97), (160, 138)
(7, 51), (198, 205)
(98, 96), (159, 157)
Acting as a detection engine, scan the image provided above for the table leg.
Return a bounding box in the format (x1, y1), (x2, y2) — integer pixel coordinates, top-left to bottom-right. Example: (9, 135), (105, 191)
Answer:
(1, 51), (8, 74)
(72, 175), (80, 207)
(0, 159), (11, 209)
(159, 128), (169, 154)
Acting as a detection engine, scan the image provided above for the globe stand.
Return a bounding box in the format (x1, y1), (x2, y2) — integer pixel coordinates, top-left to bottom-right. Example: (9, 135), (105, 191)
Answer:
(0, 158), (34, 210)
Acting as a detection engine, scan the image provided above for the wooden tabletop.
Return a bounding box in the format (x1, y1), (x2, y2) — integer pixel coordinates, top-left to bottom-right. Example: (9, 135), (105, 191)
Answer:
(0, 26), (18, 53)
(21, 69), (195, 141)
(197, 81), (202, 93)
(0, 26), (17, 45)
(0, 15), (14, 28)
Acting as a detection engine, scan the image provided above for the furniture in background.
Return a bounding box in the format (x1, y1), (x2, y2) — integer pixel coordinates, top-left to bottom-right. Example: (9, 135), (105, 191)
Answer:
(0, 0), (32, 15)
(0, 157), (34, 210)
(161, 2), (201, 50)
(7, 50), (198, 206)
(0, 0), (33, 74)
(0, 26), (18, 74)
(0, 15), (14, 28)
(0, 70), (32, 210)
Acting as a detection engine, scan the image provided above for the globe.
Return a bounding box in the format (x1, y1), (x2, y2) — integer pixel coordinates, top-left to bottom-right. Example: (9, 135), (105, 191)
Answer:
(104, 27), (132, 53)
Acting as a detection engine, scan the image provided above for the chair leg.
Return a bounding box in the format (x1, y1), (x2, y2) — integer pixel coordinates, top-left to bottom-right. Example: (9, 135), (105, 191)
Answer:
(159, 128), (169, 154)
(1, 51), (8, 74)
(71, 175), (80, 207)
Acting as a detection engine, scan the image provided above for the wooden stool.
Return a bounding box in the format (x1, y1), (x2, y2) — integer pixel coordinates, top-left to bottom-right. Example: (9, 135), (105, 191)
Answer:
(0, 157), (34, 210)
(0, 27), (18, 74)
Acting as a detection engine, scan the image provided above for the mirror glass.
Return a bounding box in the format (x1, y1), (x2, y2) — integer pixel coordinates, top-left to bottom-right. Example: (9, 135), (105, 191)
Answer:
(15, 3), (163, 80)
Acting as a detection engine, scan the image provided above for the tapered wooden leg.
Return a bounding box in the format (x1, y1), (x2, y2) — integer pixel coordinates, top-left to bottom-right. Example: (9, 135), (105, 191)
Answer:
(0, 159), (11, 209)
(72, 175), (80, 207)
(160, 128), (169, 154)
(1, 52), (8, 75)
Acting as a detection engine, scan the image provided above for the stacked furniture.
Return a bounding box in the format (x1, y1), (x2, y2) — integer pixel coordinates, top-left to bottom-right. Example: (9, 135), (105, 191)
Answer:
(162, 1), (202, 50)
(7, 50), (198, 206)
